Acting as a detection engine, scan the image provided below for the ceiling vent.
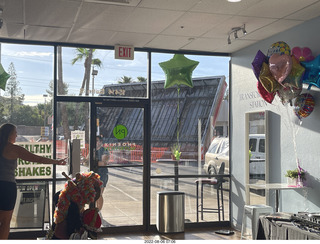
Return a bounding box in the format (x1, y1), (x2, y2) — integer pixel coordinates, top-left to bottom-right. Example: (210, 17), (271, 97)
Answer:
(84, 0), (141, 6)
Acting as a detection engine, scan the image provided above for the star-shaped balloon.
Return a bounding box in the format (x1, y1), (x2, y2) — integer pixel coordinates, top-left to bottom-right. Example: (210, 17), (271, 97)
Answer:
(0, 63), (10, 91)
(159, 54), (199, 89)
(282, 56), (305, 89)
(252, 50), (267, 80)
(301, 54), (320, 89)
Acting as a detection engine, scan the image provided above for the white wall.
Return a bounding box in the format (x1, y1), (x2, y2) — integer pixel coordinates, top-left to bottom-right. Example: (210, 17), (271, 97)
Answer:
(230, 16), (320, 229)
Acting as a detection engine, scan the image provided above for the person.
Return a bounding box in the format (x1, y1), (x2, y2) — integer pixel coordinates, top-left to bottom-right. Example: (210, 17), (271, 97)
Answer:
(95, 135), (110, 211)
(0, 123), (67, 239)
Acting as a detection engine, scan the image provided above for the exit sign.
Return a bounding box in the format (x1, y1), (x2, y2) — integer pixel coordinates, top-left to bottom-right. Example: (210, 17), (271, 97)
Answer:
(115, 45), (134, 60)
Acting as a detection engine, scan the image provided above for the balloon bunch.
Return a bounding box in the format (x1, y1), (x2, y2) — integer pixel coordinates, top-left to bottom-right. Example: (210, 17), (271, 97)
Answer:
(252, 41), (316, 120)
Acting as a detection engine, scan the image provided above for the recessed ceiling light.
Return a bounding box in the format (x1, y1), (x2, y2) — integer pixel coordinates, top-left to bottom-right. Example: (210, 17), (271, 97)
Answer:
(228, 0), (242, 2)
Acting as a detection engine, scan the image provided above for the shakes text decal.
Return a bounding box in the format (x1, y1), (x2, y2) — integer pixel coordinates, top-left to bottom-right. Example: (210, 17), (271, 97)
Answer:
(15, 142), (53, 179)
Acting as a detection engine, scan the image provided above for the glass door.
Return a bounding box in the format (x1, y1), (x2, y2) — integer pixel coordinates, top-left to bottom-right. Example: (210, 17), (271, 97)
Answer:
(91, 103), (145, 228)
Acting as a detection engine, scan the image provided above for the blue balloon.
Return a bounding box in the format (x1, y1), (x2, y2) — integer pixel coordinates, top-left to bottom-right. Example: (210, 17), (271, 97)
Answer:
(301, 55), (320, 89)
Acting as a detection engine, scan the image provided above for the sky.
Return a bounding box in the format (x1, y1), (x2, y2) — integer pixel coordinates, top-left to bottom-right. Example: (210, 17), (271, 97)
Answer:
(0, 43), (230, 106)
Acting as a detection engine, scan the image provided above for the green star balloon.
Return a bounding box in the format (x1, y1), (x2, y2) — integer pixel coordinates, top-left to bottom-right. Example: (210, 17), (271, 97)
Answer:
(159, 54), (199, 89)
(0, 63), (10, 91)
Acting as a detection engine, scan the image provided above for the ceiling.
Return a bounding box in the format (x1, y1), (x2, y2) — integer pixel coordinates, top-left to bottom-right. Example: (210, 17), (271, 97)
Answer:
(1, 0), (320, 54)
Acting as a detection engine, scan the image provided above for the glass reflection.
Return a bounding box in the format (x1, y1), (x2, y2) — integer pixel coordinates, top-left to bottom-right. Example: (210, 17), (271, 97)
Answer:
(248, 111), (266, 205)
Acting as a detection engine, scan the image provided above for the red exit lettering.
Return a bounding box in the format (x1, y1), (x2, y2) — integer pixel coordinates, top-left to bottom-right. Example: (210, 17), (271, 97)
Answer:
(119, 47), (131, 58)
(115, 45), (134, 60)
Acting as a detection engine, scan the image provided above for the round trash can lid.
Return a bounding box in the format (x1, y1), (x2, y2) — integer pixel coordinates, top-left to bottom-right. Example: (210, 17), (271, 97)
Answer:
(157, 191), (184, 195)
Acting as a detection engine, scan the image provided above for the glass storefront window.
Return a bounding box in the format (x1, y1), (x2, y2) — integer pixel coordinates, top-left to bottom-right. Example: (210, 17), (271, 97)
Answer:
(151, 53), (229, 172)
(11, 181), (50, 229)
(55, 101), (91, 177)
(1, 43), (55, 180)
(102, 167), (143, 226)
(96, 106), (144, 166)
(0, 43), (55, 229)
(58, 46), (148, 98)
(95, 106), (144, 227)
(150, 178), (230, 224)
(2, 41), (230, 231)
(150, 53), (230, 223)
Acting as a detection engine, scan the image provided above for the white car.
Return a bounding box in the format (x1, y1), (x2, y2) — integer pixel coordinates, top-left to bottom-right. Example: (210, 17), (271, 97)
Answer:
(203, 135), (265, 176)
(203, 137), (229, 175)
(249, 134), (265, 177)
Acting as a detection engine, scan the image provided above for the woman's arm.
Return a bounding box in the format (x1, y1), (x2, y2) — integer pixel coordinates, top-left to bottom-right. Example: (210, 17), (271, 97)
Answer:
(13, 144), (67, 165)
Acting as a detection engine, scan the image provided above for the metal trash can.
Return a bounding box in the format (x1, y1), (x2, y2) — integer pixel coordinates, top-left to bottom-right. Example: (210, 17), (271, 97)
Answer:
(157, 191), (185, 233)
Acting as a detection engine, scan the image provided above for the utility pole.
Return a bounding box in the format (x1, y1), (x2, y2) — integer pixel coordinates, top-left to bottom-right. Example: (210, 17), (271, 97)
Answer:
(92, 67), (98, 96)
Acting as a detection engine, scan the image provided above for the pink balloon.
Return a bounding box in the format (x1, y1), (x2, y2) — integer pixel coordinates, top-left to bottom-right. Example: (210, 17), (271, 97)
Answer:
(269, 54), (292, 84)
(302, 47), (314, 61)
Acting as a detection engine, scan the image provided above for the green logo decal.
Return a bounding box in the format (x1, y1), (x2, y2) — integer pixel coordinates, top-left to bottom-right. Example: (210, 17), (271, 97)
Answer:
(113, 124), (128, 140)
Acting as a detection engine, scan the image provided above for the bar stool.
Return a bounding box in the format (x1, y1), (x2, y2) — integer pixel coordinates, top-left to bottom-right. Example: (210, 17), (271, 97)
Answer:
(195, 162), (226, 222)
(241, 204), (273, 240)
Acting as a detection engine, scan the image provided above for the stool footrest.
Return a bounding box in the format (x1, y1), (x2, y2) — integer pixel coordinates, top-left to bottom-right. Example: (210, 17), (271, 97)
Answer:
(195, 179), (218, 184)
(201, 209), (223, 213)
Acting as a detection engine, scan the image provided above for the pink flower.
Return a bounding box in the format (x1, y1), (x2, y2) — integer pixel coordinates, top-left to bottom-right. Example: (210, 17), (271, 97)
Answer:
(292, 47), (314, 62)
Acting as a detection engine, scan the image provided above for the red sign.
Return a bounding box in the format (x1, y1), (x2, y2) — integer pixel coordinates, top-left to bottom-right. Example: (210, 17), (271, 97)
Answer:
(115, 45), (134, 60)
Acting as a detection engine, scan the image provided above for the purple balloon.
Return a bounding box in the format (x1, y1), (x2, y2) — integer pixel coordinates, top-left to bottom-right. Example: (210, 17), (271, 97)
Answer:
(252, 50), (268, 80)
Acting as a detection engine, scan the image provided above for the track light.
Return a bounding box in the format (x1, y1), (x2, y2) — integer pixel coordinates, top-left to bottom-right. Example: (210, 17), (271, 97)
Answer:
(227, 24), (247, 44)
(242, 24), (247, 35)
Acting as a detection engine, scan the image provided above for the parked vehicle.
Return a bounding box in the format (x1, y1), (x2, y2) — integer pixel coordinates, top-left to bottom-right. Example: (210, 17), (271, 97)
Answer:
(249, 134), (265, 177)
(203, 134), (266, 176)
(203, 137), (229, 175)
(249, 134), (265, 160)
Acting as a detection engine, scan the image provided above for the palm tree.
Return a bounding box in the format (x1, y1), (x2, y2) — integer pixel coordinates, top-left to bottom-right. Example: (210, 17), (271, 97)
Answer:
(137, 76), (147, 82)
(118, 75), (133, 84)
(71, 48), (102, 95)
(57, 46), (71, 141)
(71, 48), (102, 142)
(92, 58), (102, 69)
